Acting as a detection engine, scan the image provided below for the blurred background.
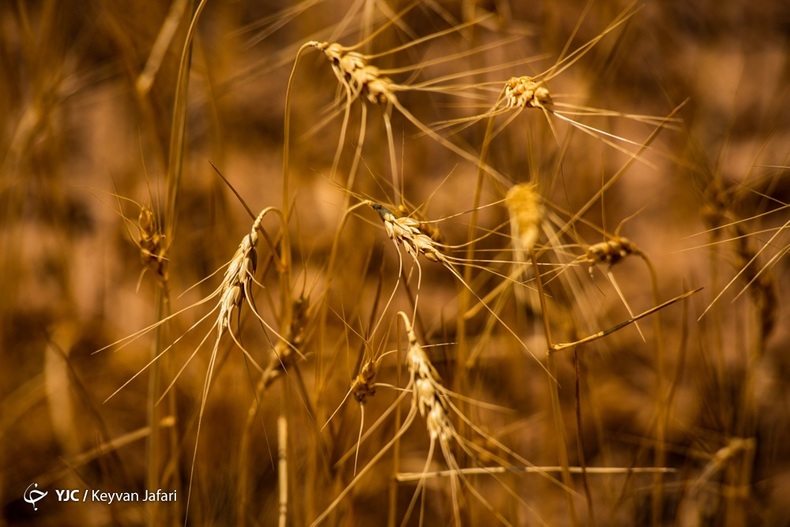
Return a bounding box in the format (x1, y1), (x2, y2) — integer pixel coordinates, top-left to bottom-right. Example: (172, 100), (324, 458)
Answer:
(1, 1), (788, 525)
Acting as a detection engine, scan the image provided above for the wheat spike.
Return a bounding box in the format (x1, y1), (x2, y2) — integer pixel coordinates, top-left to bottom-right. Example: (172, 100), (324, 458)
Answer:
(506, 183), (543, 255)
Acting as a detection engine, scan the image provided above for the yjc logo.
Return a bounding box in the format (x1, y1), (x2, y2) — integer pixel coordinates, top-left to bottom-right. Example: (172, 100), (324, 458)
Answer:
(55, 489), (80, 501)
(23, 483), (48, 511)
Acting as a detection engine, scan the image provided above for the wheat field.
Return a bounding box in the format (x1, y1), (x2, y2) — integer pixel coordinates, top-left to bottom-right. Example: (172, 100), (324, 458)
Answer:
(1, 1), (788, 526)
